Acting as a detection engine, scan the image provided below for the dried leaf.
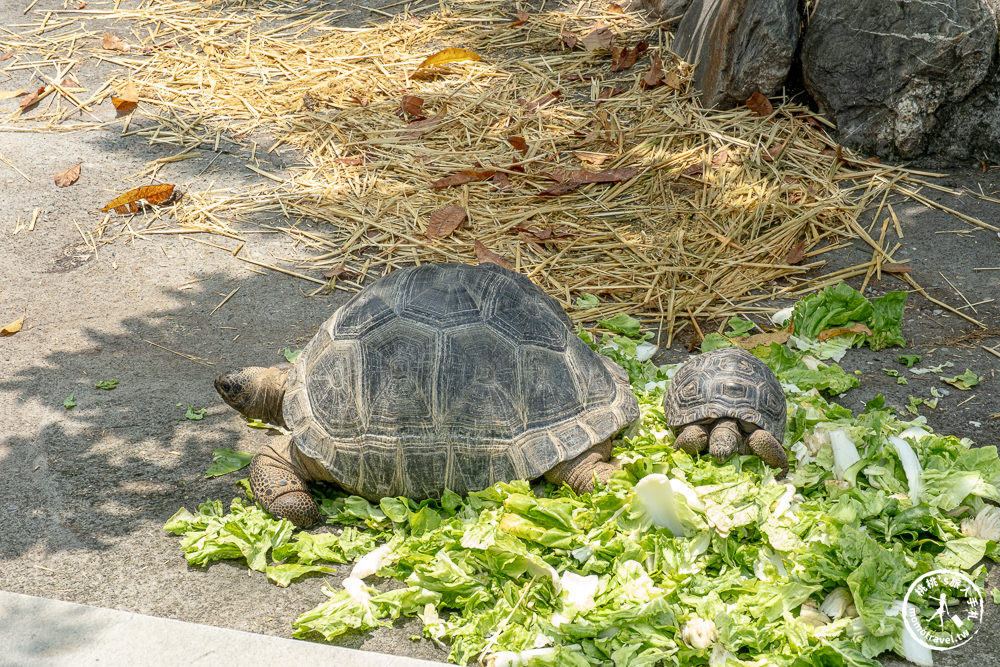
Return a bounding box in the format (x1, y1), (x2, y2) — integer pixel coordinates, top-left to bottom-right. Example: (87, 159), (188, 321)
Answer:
(580, 23), (614, 51)
(818, 322), (873, 342)
(510, 10), (529, 26)
(735, 326), (793, 350)
(574, 151), (611, 166)
(663, 70), (684, 91)
(762, 142), (786, 162)
(414, 48), (481, 72)
(682, 163), (704, 177)
(801, 114), (823, 129)
(745, 91), (773, 116)
(430, 169), (496, 190)
(54, 163), (82, 187)
(607, 2), (624, 12)
(402, 107), (447, 140)
(611, 41), (647, 72)
(400, 94), (424, 116)
(640, 55), (665, 89)
(785, 241), (806, 265)
(508, 136), (528, 154)
(711, 148), (730, 166)
(111, 81), (138, 116)
(474, 240), (515, 270)
(74, 1), (87, 8)
(561, 31), (579, 49)
(100, 184), (176, 214)
(515, 226), (574, 241)
(519, 90), (560, 111)
(333, 156), (365, 166)
(881, 262), (912, 274)
(493, 171), (510, 189)
(349, 95), (369, 107)
(1, 316), (24, 336)
(18, 86), (46, 110)
(426, 204), (466, 239)
(0, 50), (13, 62)
(540, 167), (639, 195)
(101, 32), (130, 53)
(323, 267), (359, 280)
(597, 86), (626, 104)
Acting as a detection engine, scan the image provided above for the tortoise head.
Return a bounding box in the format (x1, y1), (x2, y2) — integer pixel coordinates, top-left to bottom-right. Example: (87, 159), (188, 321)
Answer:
(215, 366), (288, 428)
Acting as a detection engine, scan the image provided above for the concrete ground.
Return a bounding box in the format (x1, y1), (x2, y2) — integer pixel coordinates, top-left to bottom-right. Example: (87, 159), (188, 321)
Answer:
(1, 0), (998, 665)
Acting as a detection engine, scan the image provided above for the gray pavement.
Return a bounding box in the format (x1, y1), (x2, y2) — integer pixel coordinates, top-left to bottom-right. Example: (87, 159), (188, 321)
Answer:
(0, 591), (446, 667)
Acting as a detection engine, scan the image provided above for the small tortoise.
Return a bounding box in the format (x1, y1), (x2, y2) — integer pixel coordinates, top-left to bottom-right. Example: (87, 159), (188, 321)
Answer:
(664, 347), (788, 476)
(215, 262), (639, 526)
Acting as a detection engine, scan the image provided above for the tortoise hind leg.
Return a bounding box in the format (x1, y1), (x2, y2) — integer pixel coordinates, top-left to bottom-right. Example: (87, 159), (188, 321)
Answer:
(674, 424), (709, 456)
(544, 440), (618, 494)
(746, 429), (789, 479)
(249, 438), (320, 528)
(707, 418), (742, 463)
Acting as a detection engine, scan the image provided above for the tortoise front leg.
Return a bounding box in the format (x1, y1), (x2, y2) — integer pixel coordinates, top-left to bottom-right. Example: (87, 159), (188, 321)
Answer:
(249, 437), (320, 528)
(544, 440), (617, 494)
(707, 418), (742, 463)
(674, 424), (709, 456)
(745, 428), (789, 479)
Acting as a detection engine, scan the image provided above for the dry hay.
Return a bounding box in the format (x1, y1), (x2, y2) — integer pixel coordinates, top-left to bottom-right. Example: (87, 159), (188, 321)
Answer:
(2, 0), (989, 340)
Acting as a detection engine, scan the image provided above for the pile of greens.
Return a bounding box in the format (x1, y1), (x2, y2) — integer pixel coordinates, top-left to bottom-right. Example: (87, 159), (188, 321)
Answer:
(166, 283), (998, 666)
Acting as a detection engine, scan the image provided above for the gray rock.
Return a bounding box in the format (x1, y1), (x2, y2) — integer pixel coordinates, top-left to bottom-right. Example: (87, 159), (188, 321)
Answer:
(638, 0), (693, 22)
(671, 0), (800, 109)
(800, 0), (997, 160)
(927, 66), (1000, 163)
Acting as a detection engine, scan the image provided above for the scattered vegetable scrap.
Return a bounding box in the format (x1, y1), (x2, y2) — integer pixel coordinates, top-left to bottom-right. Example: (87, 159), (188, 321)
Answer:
(204, 447), (253, 478)
(63, 394), (76, 409)
(942, 370), (982, 391)
(95, 379), (119, 390)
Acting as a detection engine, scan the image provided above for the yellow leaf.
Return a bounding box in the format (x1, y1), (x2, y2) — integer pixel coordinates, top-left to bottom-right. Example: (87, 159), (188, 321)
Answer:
(2, 316), (24, 336)
(100, 184), (176, 214)
(414, 48), (481, 72)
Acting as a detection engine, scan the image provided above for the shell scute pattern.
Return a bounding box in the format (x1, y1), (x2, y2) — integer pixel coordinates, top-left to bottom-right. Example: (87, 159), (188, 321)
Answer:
(283, 262), (638, 500)
(665, 347), (786, 440)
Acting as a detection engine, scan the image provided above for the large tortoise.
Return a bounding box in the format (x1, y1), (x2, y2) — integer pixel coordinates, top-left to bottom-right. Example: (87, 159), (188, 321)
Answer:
(664, 347), (788, 476)
(215, 262), (640, 526)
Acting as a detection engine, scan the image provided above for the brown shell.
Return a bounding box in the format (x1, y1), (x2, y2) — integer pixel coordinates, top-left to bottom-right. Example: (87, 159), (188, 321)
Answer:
(663, 347), (786, 440)
(283, 262), (638, 500)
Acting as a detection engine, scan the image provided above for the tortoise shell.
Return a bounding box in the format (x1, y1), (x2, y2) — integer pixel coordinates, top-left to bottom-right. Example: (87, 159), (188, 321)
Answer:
(663, 347), (786, 440)
(282, 262), (639, 501)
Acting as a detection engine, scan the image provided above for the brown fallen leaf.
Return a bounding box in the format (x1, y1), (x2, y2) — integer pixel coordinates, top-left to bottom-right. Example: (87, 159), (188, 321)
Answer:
(426, 204), (467, 239)
(54, 163), (82, 187)
(510, 9), (529, 26)
(400, 94), (424, 117)
(607, 2), (624, 12)
(561, 31), (579, 49)
(801, 114), (824, 130)
(663, 70), (684, 91)
(580, 23), (614, 51)
(18, 86), (46, 110)
(818, 322), (872, 342)
(414, 47), (481, 72)
(745, 91), (773, 116)
(111, 81), (139, 116)
(100, 184), (176, 214)
(681, 163), (704, 177)
(597, 86), (627, 104)
(611, 41), (648, 72)
(574, 151), (611, 166)
(735, 326), (793, 350)
(762, 142), (786, 162)
(785, 240), (807, 265)
(74, 1), (87, 8)
(881, 262), (913, 274)
(640, 55), (665, 89)
(711, 148), (730, 167)
(349, 95), (369, 107)
(508, 136), (528, 154)
(493, 171), (510, 189)
(1, 316), (24, 336)
(334, 156), (365, 166)
(519, 90), (560, 111)
(430, 169), (496, 190)
(515, 226), (574, 241)
(403, 107), (447, 140)
(0, 50), (14, 62)
(323, 267), (359, 280)
(474, 240), (515, 270)
(101, 32), (131, 53)
(540, 167), (639, 195)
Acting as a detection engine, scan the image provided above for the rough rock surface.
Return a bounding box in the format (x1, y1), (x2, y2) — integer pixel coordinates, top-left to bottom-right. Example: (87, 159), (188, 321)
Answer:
(670, 0), (800, 109)
(801, 0), (998, 160)
(927, 65), (1000, 162)
(638, 0), (693, 22)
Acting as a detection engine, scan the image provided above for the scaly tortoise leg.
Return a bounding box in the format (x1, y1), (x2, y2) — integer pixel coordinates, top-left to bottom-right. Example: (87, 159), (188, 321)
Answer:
(674, 424), (709, 457)
(249, 437), (320, 528)
(745, 428), (789, 479)
(544, 440), (618, 494)
(707, 418), (742, 463)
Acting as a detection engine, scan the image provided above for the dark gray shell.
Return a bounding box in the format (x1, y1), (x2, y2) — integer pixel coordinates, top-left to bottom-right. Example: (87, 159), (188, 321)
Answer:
(282, 262), (639, 501)
(664, 347), (786, 440)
